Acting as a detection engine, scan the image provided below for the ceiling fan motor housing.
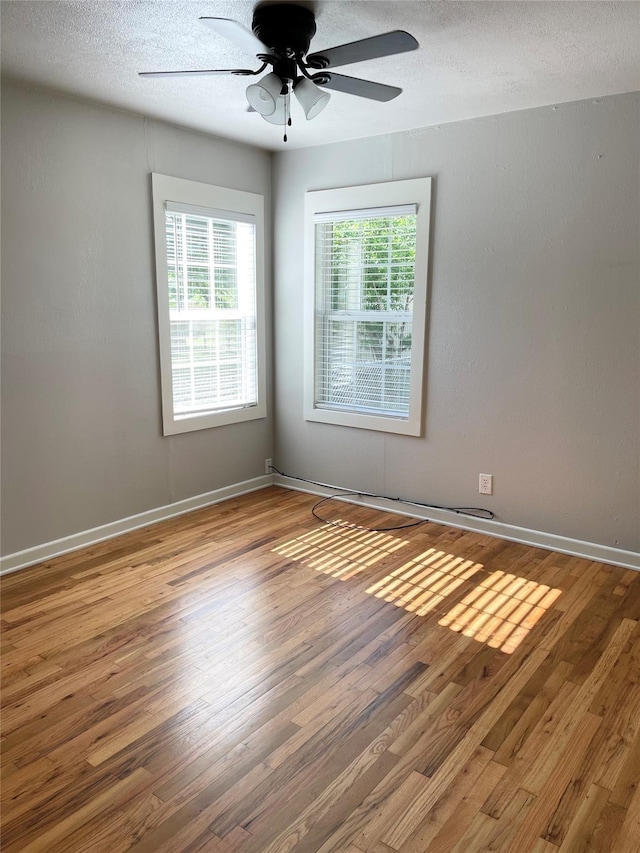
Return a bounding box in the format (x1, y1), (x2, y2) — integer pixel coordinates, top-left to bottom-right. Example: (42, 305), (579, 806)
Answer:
(252, 3), (317, 58)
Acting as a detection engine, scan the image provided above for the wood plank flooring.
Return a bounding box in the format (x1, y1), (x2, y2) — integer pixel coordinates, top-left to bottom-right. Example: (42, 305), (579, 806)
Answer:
(2, 486), (639, 852)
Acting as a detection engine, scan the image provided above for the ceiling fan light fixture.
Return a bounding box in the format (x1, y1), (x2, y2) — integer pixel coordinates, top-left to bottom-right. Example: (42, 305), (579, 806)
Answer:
(141, 5), (419, 140)
(245, 71), (282, 115)
(293, 77), (331, 120)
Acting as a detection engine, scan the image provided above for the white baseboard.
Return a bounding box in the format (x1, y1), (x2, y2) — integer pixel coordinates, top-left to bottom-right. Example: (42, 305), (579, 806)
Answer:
(275, 476), (640, 571)
(0, 475), (275, 576)
(3, 473), (637, 576)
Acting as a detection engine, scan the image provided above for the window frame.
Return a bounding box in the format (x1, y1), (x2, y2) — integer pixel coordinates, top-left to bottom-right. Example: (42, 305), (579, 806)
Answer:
(304, 178), (431, 436)
(152, 173), (267, 435)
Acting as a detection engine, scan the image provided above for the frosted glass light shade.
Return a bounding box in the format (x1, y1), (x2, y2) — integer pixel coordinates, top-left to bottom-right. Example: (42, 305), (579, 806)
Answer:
(246, 73), (283, 116)
(294, 78), (330, 120)
(262, 95), (287, 125)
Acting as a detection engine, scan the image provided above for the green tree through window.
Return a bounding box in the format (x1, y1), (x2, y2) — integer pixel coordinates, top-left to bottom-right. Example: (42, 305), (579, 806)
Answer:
(315, 213), (417, 417)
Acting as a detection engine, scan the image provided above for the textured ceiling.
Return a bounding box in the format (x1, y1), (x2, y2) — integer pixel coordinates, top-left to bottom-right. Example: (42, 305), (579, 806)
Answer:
(2, 1), (639, 151)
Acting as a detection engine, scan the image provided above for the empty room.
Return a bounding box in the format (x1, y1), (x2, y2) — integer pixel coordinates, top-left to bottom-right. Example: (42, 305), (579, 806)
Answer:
(1, 1), (639, 851)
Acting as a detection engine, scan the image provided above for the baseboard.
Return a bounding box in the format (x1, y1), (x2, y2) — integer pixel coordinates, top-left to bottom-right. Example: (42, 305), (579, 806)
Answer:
(0, 475), (275, 576)
(3, 473), (637, 576)
(275, 475), (640, 571)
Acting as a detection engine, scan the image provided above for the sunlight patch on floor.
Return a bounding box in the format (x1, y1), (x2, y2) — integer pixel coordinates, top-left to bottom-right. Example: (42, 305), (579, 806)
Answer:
(273, 528), (562, 654)
(365, 549), (483, 616)
(438, 571), (562, 653)
(272, 521), (406, 579)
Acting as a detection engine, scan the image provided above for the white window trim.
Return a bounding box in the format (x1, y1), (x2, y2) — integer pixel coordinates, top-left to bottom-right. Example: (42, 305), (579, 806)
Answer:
(304, 178), (431, 436)
(152, 173), (267, 435)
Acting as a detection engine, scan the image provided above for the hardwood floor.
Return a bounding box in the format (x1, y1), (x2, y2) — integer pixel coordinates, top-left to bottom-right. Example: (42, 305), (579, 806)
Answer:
(2, 486), (639, 852)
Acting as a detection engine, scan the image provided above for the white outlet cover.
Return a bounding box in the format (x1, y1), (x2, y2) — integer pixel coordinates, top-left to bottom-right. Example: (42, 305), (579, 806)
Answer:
(479, 474), (494, 495)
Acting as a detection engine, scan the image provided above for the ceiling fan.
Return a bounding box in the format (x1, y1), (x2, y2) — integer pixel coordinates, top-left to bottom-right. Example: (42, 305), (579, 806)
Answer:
(139, 2), (419, 141)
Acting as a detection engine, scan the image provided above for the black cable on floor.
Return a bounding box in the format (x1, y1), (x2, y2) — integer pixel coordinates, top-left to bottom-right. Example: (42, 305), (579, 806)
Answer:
(269, 465), (495, 533)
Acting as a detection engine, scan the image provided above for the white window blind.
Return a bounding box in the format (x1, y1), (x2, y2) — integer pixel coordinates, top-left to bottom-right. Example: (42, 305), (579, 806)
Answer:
(164, 203), (258, 418)
(314, 205), (417, 418)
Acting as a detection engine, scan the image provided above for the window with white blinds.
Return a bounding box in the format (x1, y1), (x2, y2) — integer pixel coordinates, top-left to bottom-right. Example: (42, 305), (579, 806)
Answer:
(314, 206), (416, 417)
(305, 179), (431, 436)
(152, 175), (266, 435)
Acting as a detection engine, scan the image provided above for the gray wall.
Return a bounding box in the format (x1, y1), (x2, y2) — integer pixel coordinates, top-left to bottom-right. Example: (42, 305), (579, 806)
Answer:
(272, 93), (640, 552)
(2, 83), (638, 558)
(1, 81), (273, 555)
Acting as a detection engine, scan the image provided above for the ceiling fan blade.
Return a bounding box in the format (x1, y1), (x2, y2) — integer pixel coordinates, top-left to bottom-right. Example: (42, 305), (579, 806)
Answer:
(319, 73), (402, 102)
(199, 17), (274, 58)
(139, 69), (252, 78)
(307, 31), (418, 70)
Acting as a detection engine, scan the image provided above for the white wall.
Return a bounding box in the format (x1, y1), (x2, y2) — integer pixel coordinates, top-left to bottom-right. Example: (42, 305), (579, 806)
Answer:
(1, 81), (273, 555)
(272, 93), (640, 553)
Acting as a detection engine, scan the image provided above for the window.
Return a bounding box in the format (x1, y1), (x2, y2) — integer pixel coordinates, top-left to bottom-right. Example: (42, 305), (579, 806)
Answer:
(152, 174), (266, 435)
(304, 178), (431, 435)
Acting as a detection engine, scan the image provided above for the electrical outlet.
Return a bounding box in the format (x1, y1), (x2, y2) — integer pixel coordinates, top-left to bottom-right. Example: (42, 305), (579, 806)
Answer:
(265, 458), (273, 475)
(479, 473), (493, 495)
